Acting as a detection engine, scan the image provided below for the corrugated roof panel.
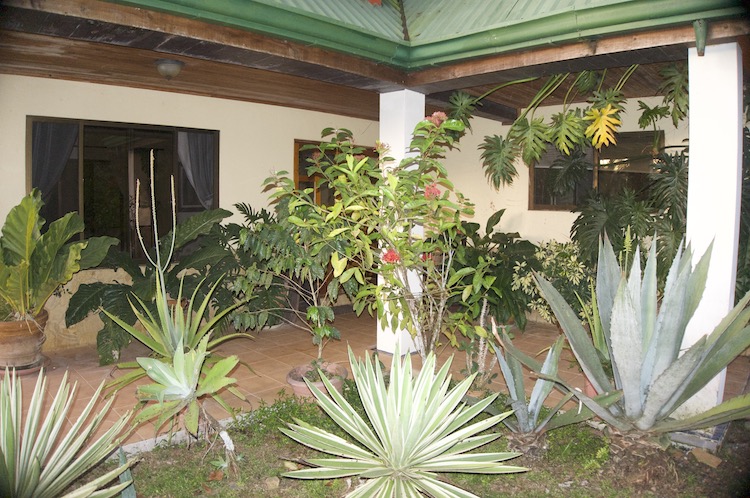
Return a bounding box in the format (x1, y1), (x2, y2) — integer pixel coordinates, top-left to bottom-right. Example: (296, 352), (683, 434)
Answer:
(258, 0), (405, 42)
(404, 0), (634, 44)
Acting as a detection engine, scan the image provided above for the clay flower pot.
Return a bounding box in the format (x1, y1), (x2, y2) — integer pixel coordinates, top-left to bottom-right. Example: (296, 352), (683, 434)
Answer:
(0, 310), (48, 370)
(286, 361), (348, 399)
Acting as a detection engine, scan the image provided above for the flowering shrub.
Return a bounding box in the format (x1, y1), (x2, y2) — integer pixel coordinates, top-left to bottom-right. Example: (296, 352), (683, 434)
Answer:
(264, 115), (493, 360)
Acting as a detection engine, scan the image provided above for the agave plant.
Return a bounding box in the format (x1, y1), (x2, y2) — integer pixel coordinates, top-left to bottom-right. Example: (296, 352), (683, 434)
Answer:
(534, 237), (750, 435)
(281, 345), (527, 497)
(103, 155), (246, 471)
(488, 321), (620, 452)
(0, 369), (136, 498)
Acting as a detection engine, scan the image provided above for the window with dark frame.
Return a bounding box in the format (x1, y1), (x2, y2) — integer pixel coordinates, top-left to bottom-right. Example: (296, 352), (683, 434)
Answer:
(530, 131), (666, 210)
(293, 139), (377, 206)
(29, 117), (219, 259)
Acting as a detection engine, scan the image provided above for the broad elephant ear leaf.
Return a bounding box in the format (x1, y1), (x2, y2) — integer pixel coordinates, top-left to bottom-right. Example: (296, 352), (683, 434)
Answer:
(163, 208), (233, 251)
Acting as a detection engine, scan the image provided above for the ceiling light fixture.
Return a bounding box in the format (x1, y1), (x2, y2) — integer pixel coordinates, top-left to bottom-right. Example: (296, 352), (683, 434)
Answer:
(155, 59), (184, 80)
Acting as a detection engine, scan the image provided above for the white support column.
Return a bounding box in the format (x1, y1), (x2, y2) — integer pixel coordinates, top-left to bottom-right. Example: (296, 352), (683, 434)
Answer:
(681, 42), (743, 416)
(376, 89), (425, 355)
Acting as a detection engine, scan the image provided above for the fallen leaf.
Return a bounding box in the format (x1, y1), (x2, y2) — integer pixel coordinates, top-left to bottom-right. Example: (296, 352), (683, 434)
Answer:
(208, 469), (225, 481)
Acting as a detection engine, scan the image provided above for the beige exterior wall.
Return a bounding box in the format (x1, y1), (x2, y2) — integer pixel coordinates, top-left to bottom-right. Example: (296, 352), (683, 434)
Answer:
(0, 74), (378, 351)
(0, 74), (379, 220)
(0, 74), (688, 351)
(444, 97), (689, 243)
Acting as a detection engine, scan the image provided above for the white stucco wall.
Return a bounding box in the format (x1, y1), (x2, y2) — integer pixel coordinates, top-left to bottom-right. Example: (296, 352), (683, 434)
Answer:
(0, 74), (690, 351)
(0, 74), (379, 350)
(443, 97), (689, 243)
(0, 74), (379, 221)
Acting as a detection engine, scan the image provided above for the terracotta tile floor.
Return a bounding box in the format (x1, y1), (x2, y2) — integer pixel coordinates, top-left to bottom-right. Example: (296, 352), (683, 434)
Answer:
(11, 311), (750, 450)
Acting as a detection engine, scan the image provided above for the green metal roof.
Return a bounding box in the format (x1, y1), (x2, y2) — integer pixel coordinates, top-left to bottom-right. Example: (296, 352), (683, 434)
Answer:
(107, 0), (746, 69)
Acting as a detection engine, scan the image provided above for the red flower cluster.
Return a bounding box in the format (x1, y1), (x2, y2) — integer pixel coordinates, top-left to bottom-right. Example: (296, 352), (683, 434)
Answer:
(424, 183), (441, 199)
(426, 111), (448, 127)
(382, 248), (400, 263)
(420, 252), (433, 262)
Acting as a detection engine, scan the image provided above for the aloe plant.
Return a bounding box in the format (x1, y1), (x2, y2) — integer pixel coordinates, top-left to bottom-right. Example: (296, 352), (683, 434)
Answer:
(534, 237), (750, 434)
(0, 369), (136, 498)
(103, 155), (246, 471)
(281, 345), (527, 496)
(488, 321), (620, 450)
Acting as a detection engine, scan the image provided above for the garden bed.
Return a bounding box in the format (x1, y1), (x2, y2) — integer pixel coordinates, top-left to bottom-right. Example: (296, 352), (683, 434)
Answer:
(84, 385), (750, 497)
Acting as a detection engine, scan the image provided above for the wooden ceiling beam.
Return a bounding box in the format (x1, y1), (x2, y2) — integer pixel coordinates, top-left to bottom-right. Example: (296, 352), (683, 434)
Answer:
(407, 19), (750, 93)
(0, 30), (381, 120)
(1, 0), (407, 91)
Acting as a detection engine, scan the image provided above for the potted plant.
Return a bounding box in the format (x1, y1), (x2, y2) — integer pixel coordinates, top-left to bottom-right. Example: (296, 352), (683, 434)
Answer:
(0, 189), (116, 369)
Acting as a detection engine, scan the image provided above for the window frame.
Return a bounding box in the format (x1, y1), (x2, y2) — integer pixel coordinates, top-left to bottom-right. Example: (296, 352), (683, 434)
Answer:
(528, 130), (666, 211)
(26, 116), (220, 252)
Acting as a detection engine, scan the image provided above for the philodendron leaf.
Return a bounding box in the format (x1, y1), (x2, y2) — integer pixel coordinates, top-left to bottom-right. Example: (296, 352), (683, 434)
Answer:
(584, 104), (621, 149)
(479, 134), (518, 189)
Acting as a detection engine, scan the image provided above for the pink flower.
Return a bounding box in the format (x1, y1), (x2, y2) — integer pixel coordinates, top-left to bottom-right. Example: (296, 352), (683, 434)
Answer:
(424, 183), (441, 199)
(426, 111), (448, 127)
(420, 252), (433, 262)
(382, 248), (400, 264)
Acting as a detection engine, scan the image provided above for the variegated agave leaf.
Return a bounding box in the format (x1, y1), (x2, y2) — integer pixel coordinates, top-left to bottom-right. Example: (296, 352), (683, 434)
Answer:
(281, 345), (527, 497)
(541, 236), (750, 434)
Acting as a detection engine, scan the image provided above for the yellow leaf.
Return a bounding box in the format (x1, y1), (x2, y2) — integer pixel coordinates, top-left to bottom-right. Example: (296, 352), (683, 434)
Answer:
(584, 104), (622, 149)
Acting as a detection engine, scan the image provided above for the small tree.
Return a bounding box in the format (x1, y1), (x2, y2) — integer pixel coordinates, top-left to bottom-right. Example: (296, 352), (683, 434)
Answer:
(264, 115), (494, 361)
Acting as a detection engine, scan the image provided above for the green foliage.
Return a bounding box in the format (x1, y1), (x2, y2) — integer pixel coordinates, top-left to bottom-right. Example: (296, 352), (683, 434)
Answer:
(571, 151), (688, 284)
(736, 125), (750, 301)
(658, 63), (689, 128)
(453, 209), (536, 330)
(0, 189), (116, 320)
(0, 369), (136, 498)
(265, 117), (491, 361)
(65, 208), (240, 364)
(512, 240), (594, 324)
(549, 147), (593, 196)
(512, 116), (549, 165)
(546, 424), (609, 468)
(100, 161), (248, 462)
(536, 237), (750, 434)
(281, 345), (527, 496)
(479, 134), (519, 188)
(549, 109), (586, 156)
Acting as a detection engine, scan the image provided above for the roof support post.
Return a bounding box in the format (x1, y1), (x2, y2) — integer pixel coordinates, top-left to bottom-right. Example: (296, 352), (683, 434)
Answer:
(376, 89), (425, 355)
(680, 42), (743, 417)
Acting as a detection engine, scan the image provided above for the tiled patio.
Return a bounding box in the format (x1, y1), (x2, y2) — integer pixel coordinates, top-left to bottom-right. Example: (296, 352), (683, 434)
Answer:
(11, 310), (750, 451)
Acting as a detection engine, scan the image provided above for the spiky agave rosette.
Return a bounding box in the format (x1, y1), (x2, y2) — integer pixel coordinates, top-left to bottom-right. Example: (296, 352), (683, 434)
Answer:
(281, 344), (527, 497)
